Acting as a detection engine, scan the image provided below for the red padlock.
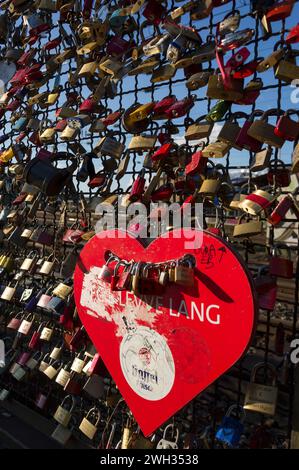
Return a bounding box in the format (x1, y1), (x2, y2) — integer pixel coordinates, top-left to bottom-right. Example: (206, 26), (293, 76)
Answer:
(17, 49), (36, 67)
(286, 24), (299, 44)
(129, 169), (146, 202)
(267, 159), (291, 187)
(185, 151), (207, 176)
(254, 269), (277, 310)
(235, 109), (263, 152)
(102, 111), (122, 127)
(266, 0), (294, 22)
(107, 36), (135, 57)
(233, 59), (261, 79)
(151, 183), (174, 202)
(116, 262), (132, 291)
(83, 0), (93, 18)
(267, 194), (294, 226)
(153, 95), (177, 118)
(43, 37), (61, 51)
(143, 0), (166, 25)
(164, 96), (195, 119)
(151, 143), (173, 163)
(79, 97), (97, 114)
(274, 110), (299, 141)
(225, 47), (251, 71)
(269, 244), (293, 278)
(110, 261), (126, 291)
(88, 172), (106, 189)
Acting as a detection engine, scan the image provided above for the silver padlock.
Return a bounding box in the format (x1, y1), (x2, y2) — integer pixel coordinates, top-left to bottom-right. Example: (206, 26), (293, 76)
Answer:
(156, 425), (179, 449)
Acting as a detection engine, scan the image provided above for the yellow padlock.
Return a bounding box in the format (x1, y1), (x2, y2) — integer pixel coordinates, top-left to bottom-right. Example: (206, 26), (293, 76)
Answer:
(0, 147), (14, 163)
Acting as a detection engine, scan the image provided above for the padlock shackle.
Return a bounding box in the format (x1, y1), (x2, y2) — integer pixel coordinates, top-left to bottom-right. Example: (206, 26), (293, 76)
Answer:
(250, 361), (277, 385)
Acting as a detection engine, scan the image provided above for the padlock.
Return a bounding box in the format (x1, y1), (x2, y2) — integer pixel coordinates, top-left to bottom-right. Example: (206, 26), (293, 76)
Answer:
(110, 261), (127, 291)
(97, 255), (118, 283)
(267, 159), (291, 187)
(244, 363), (278, 416)
(164, 96), (195, 119)
(274, 110), (299, 141)
(207, 71), (243, 103)
(218, 11), (241, 36)
(128, 135), (157, 151)
(275, 46), (299, 82)
(269, 244), (293, 278)
(79, 407), (101, 440)
(52, 279), (73, 300)
(38, 353), (51, 373)
(71, 350), (86, 373)
(43, 360), (62, 380)
(257, 47), (285, 73)
(39, 253), (56, 275)
(116, 262), (133, 291)
(157, 425), (179, 449)
(55, 362), (72, 388)
(35, 390), (50, 410)
(185, 116), (214, 141)
(267, 194), (296, 226)
(26, 351), (43, 371)
(190, 0), (213, 19)
(54, 395), (75, 427)
(7, 312), (23, 331)
(1, 281), (18, 301)
(186, 70), (212, 90)
(94, 136), (125, 159)
(129, 169), (146, 202)
(286, 24), (299, 44)
(40, 322), (54, 342)
(216, 405), (245, 447)
(247, 108), (285, 148)
(233, 214), (263, 238)
(12, 364), (27, 382)
(185, 150), (207, 176)
(235, 109), (264, 152)
(18, 313), (35, 336)
(254, 267), (277, 310)
(266, 0), (294, 23)
(239, 189), (276, 216)
(218, 28), (254, 52)
(206, 100), (231, 123)
(174, 258), (195, 287)
(250, 147), (273, 172)
(291, 142), (299, 173)
(16, 351), (31, 367)
(198, 163), (223, 195)
(217, 112), (248, 149)
(202, 141), (231, 158)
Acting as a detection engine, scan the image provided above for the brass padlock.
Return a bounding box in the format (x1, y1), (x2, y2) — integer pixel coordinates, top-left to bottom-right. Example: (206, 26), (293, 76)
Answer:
(78, 61), (99, 78)
(77, 42), (98, 55)
(99, 58), (122, 76)
(256, 49), (284, 73)
(151, 64), (176, 83)
(275, 57), (299, 83)
(54, 396), (75, 427)
(217, 112), (248, 149)
(60, 123), (80, 142)
(247, 109), (285, 148)
(39, 127), (56, 144)
(202, 141), (231, 158)
(244, 363), (278, 416)
(186, 71), (212, 90)
(185, 116), (214, 141)
(233, 214), (263, 238)
(128, 57), (160, 76)
(128, 135), (157, 151)
(79, 407), (101, 440)
(94, 136), (125, 159)
(190, 0), (213, 19)
(250, 147), (273, 172)
(207, 73), (244, 102)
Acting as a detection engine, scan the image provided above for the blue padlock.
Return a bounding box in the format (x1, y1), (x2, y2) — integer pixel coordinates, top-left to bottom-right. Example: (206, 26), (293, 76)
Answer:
(215, 405), (245, 447)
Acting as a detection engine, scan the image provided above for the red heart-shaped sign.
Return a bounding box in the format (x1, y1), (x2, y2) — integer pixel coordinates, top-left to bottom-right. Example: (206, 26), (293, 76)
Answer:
(74, 229), (257, 436)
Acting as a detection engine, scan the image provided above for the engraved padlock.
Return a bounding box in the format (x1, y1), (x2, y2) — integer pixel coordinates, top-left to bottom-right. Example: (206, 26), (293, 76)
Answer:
(43, 360), (62, 380)
(71, 350), (86, 374)
(54, 395), (75, 427)
(79, 407), (101, 440)
(40, 322), (54, 342)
